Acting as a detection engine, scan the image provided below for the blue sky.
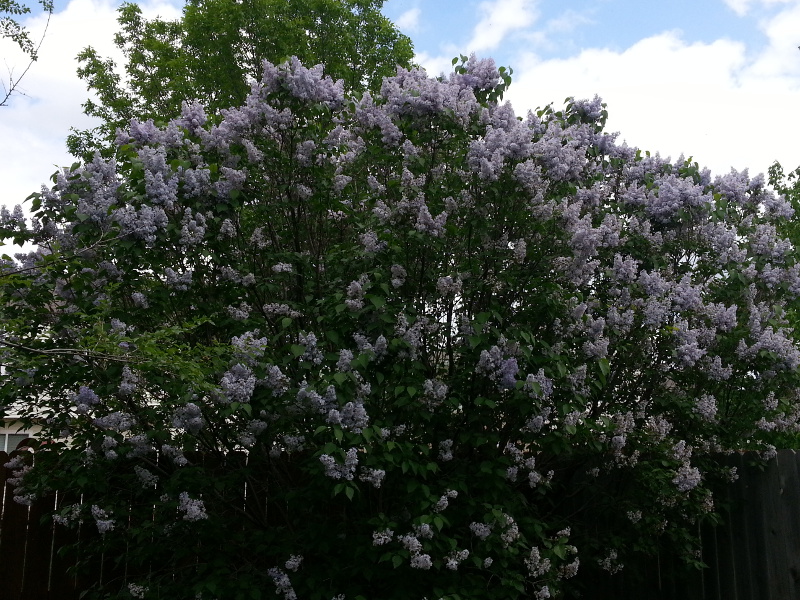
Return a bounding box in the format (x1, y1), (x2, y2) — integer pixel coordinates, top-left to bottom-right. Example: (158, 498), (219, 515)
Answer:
(385, 0), (755, 65)
(2, 0), (800, 212)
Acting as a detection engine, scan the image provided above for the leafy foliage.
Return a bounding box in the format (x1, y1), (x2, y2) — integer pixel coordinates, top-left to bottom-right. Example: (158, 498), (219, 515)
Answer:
(3, 56), (800, 599)
(67, 0), (414, 157)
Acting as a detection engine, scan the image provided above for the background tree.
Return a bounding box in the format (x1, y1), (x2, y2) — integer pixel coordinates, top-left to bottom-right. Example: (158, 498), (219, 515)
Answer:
(3, 56), (800, 599)
(0, 0), (52, 106)
(67, 0), (414, 157)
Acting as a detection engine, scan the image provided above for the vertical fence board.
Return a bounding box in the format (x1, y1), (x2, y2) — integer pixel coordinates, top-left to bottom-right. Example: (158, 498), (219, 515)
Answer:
(713, 502), (738, 600)
(702, 521), (722, 600)
(751, 455), (774, 600)
(48, 491), (83, 600)
(20, 493), (56, 598)
(730, 452), (758, 600)
(786, 452), (800, 596)
(765, 452), (791, 600)
(0, 451), (33, 600)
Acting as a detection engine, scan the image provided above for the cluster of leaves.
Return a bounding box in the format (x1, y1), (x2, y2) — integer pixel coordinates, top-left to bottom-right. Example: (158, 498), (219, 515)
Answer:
(3, 55), (800, 599)
(68, 0), (414, 158)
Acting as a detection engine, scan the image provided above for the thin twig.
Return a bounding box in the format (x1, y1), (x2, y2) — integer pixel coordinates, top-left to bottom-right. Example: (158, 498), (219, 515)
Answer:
(0, 8), (52, 107)
(0, 337), (139, 363)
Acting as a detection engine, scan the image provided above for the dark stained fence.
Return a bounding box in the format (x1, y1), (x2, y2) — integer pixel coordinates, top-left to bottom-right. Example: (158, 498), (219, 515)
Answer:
(0, 449), (84, 600)
(695, 450), (800, 600)
(589, 450), (800, 600)
(4, 448), (800, 599)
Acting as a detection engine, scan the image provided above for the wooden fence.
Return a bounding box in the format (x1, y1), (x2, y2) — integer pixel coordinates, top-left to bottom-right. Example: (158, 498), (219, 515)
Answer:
(3, 449), (800, 599)
(589, 450), (800, 600)
(0, 449), (88, 600)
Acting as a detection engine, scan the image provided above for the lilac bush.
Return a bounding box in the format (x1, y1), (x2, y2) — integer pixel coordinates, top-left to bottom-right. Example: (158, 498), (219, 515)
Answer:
(2, 55), (800, 599)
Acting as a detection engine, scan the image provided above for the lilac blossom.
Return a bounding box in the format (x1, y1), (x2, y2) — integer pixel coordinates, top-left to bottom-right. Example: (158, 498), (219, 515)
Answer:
(178, 492), (208, 521)
(445, 549), (470, 570)
(297, 332), (324, 365)
(436, 275), (462, 296)
(91, 505), (115, 534)
(415, 204), (447, 236)
(694, 394), (718, 423)
(422, 379), (448, 409)
(319, 448), (359, 480)
(161, 444), (189, 467)
(525, 547), (551, 578)
(134, 466), (158, 488)
(372, 529), (394, 546)
(94, 411), (136, 431)
(272, 262), (293, 273)
(390, 264), (406, 288)
(433, 489), (458, 513)
(410, 553), (433, 570)
(219, 364), (256, 404)
(268, 567), (297, 600)
(263, 303), (302, 318)
(470, 522), (493, 540)
(73, 386), (100, 414)
(114, 205), (168, 246)
(345, 275), (369, 310)
(476, 345), (519, 389)
(598, 549), (623, 574)
(673, 464), (702, 492)
(438, 439), (454, 461)
(130, 292), (149, 308)
(263, 365), (291, 396)
(173, 403), (205, 434)
(358, 467), (386, 488)
(164, 267), (192, 290)
(232, 331), (269, 363)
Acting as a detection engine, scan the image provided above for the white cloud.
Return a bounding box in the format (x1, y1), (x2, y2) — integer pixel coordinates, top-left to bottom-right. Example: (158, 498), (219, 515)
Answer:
(723, 0), (796, 17)
(504, 26), (800, 176)
(544, 8), (593, 34)
(466, 0), (539, 53)
(415, 50), (460, 77)
(396, 7), (421, 32)
(517, 8), (593, 53)
(741, 1), (800, 81)
(0, 0), (181, 211)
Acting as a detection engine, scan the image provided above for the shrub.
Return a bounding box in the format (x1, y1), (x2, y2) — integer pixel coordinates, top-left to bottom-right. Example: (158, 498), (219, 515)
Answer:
(3, 55), (800, 599)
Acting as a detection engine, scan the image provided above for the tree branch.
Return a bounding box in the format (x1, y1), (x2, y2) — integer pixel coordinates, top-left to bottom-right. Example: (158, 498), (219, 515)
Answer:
(0, 7), (51, 107)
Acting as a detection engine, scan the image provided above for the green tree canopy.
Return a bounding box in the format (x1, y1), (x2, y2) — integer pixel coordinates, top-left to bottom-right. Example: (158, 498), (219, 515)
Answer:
(67, 0), (414, 157)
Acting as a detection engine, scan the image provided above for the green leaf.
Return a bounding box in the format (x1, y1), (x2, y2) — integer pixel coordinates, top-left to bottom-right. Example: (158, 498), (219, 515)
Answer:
(367, 294), (385, 308)
(598, 358), (610, 376)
